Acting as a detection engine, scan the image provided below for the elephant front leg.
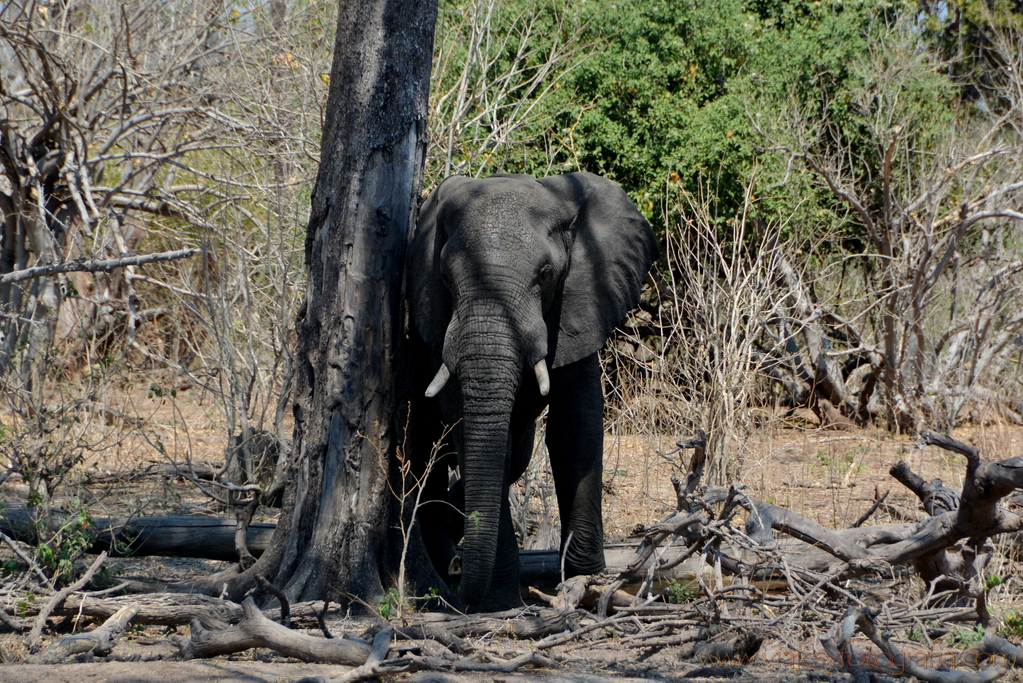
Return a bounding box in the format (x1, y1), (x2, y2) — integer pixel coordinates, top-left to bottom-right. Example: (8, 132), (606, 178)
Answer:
(471, 485), (522, 612)
(545, 352), (606, 577)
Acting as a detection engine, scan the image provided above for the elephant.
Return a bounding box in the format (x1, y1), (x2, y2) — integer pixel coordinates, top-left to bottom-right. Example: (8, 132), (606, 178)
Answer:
(405, 171), (657, 611)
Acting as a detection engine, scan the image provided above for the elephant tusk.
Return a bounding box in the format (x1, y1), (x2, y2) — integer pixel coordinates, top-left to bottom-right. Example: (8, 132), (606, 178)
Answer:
(425, 363), (451, 397)
(534, 359), (550, 396)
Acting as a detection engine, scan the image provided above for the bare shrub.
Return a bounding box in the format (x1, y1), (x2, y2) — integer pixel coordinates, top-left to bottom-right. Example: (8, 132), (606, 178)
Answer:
(510, 418), (560, 551)
(427, 0), (588, 185)
(607, 179), (792, 485)
(0, 0), (329, 528)
(754, 19), (1023, 431)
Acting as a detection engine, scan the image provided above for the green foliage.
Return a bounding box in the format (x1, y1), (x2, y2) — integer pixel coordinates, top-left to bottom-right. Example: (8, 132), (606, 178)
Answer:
(948, 623), (985, 647)
(17, 592), (36, 619)
(563, 0), (880, 232)
(1001, 610), (1023, 639)
(428, 0), (985, 257)
(377, 586), (441, 618)
(665, 578), (696, 604)
(37, 499), (96, 582)
(377, 587), (403, 619)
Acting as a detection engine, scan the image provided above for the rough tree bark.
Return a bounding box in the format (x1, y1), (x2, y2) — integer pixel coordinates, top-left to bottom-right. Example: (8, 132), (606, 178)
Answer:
(224, 0), (439, 603)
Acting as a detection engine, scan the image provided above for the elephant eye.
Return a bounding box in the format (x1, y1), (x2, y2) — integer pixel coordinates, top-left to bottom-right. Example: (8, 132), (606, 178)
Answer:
(538, 263), (555, 286)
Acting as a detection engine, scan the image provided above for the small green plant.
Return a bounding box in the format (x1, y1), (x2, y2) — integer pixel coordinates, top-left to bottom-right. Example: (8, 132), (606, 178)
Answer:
(36, 498), (96, 582)
(665, 579), (696, 604)
(377, 587), (404, 620)
(1001, 610), (1023, 639)
(948, 624), (984, 647)
(811, 450), (865, 476)
(987, 574), (1003, 589)
(16, 592), (36, 619)
(907, 626), (923, 642)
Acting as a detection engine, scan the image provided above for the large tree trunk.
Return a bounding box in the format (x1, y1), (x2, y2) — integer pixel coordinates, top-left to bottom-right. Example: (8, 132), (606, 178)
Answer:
(223, 0), (438, 603)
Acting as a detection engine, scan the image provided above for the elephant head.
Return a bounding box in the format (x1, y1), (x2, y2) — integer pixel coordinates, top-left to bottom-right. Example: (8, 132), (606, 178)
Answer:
(408, 172), (657, 607)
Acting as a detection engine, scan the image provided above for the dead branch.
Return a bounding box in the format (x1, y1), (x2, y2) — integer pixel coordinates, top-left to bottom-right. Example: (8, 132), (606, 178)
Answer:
(0, 248), (200, 285)
(534, 612), (635, 650)
(254, 573), (290, 627)
(80, 462), (222, 484)
(391, 623), (470, 655)
(597, 509), (706, 616)
(822, 606), (1006, 683)
(0, 529), (50, 584)
(530, 574), (633, 612)
(26, 551), (108, 652)
(0, 607), (25, 632)
(179, 596), (371, 664)
(406, 607), (581, 641)
(963, 635), (1023, 669)
(324, 627), (394, 683)
(746, 499), (873, 561)
(676, 431), (708, 508)
(916, 430), (981, 461)
(325, 650), (558, 683)
(38, 603), (139, 663)
(851, 490), (890, 527)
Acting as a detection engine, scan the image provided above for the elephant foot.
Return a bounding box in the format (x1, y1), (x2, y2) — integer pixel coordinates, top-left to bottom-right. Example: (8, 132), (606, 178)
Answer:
(563, 542), (606, 578)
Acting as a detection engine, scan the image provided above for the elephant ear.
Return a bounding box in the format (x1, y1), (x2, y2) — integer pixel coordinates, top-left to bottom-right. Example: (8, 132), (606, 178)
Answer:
(408, 175), (474, 349)
(539, 172), (658, 368)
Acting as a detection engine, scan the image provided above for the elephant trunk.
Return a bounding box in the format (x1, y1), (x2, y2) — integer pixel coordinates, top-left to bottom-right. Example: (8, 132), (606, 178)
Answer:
(454, 340), (522, 607)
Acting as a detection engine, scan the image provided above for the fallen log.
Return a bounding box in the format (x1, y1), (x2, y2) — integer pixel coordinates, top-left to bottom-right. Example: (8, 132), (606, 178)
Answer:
(53, 593), (245, 630)
(43, 594), (342, 630)
(0, 501), (715, 584)
(0, 501), (275, 561)
(746, 431), (1023, 582)
(81, 461), (222, 484)
(404, 606), (581, 640)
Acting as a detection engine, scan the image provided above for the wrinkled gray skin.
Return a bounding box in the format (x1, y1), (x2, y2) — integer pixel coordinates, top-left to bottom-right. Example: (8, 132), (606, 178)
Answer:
(407, 172), (657, 611)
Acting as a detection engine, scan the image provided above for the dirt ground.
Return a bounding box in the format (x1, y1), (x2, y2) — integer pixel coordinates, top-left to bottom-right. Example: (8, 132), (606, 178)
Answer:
(0, 662), (842, 683)
(3, 387), (1023, 682)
